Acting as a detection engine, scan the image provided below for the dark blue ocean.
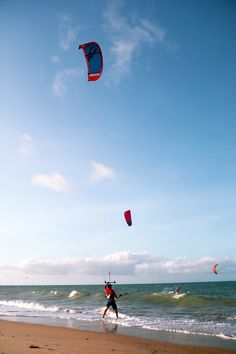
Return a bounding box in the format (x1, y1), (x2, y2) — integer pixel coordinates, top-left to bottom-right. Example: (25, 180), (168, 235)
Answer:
(0, 281), (235, 348)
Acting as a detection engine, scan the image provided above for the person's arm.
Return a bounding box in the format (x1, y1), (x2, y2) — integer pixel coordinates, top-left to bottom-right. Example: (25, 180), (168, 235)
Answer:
(113, 290), (119, 298)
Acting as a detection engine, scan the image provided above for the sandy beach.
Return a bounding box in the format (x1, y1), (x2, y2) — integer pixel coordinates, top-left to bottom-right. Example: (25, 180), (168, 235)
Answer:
(0, 320), (235, 354)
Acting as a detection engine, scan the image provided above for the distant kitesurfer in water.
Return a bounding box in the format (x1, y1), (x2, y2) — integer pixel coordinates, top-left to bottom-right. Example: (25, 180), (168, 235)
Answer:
(175, 286), (180, 295)
(103, 282), (120, 318)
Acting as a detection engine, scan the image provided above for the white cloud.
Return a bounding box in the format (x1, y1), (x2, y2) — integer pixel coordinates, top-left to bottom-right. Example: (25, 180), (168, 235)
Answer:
(18, 133), (33, 160)
(89, 161), (116, 183)
(136, 256), (216, 275)
(32, 171), (71, 192)
(103, 2), (166, 84)
(0, 252), (235, 284)
(51, 68), (82, 96)
(58, 14), (80, 50)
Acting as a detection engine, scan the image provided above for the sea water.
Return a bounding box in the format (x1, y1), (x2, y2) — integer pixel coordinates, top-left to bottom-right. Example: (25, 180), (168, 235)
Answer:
(0, 282), (235, 348)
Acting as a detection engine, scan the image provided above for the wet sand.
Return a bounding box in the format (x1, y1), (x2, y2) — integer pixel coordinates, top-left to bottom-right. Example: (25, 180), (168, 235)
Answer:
(0, 320), (235, 354)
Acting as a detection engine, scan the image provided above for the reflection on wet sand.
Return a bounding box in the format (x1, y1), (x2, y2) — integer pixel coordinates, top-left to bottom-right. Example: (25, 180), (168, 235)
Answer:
(102, 321), (118, 333)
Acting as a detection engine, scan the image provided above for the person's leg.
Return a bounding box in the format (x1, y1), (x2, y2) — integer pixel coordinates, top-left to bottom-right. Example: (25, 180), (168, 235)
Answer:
(103, 307), (108, 318)
(112, 301), (119, 318)
(103, 301), (111, 318)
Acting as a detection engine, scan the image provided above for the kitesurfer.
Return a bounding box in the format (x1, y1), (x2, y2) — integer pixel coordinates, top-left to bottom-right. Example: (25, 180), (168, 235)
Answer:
(103, 282), (119, 318)
(175, 286), (180, 295)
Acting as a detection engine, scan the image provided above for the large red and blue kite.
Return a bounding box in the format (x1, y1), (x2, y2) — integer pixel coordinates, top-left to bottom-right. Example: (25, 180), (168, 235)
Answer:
(79, 42), (103, 81)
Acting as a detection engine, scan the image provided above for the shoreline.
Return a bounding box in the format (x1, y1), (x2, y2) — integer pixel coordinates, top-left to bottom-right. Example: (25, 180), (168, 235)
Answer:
(0, 317), (235, 354)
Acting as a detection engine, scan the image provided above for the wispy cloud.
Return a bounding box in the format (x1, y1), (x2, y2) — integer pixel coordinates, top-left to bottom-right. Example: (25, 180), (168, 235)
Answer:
(32, 171), (71, 192)
(58, 14), (80, 50)
(51, 55), (61, 63)
(18, 133), (33, 160)
(51, 68), (82, 97)
(1, 252), (235, 284)
(89, 161), (116, 183)
(51, 15), (81, 96)
(103, 2), (166, 84)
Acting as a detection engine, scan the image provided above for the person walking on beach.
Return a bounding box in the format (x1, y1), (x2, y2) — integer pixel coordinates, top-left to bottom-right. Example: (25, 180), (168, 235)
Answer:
(103, 282), (119, 318)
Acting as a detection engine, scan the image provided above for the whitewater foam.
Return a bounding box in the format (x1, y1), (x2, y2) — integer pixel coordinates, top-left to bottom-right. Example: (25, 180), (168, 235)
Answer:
(0, 300), (58, 312)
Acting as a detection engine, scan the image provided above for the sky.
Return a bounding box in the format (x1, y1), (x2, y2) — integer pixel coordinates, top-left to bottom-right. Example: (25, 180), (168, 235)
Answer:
(0, 0), (236, 285)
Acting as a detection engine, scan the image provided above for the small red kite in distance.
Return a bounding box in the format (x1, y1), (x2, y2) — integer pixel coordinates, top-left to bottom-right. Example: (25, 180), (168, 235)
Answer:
(124, 210), (132, 227)
(212, 264), (218, 274)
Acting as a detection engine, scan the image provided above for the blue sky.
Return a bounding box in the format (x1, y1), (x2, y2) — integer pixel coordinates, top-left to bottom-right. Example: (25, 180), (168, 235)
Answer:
(0, 0), (236, 284)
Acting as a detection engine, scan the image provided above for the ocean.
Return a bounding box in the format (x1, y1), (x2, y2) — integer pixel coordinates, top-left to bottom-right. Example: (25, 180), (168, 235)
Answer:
(0, 281), (235, 349)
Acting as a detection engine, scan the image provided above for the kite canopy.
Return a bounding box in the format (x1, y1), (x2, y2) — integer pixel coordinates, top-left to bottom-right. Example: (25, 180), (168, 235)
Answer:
(124, 210), (132, 227)
(79, 42), (103, 81)
(212, 264), (218, 274)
